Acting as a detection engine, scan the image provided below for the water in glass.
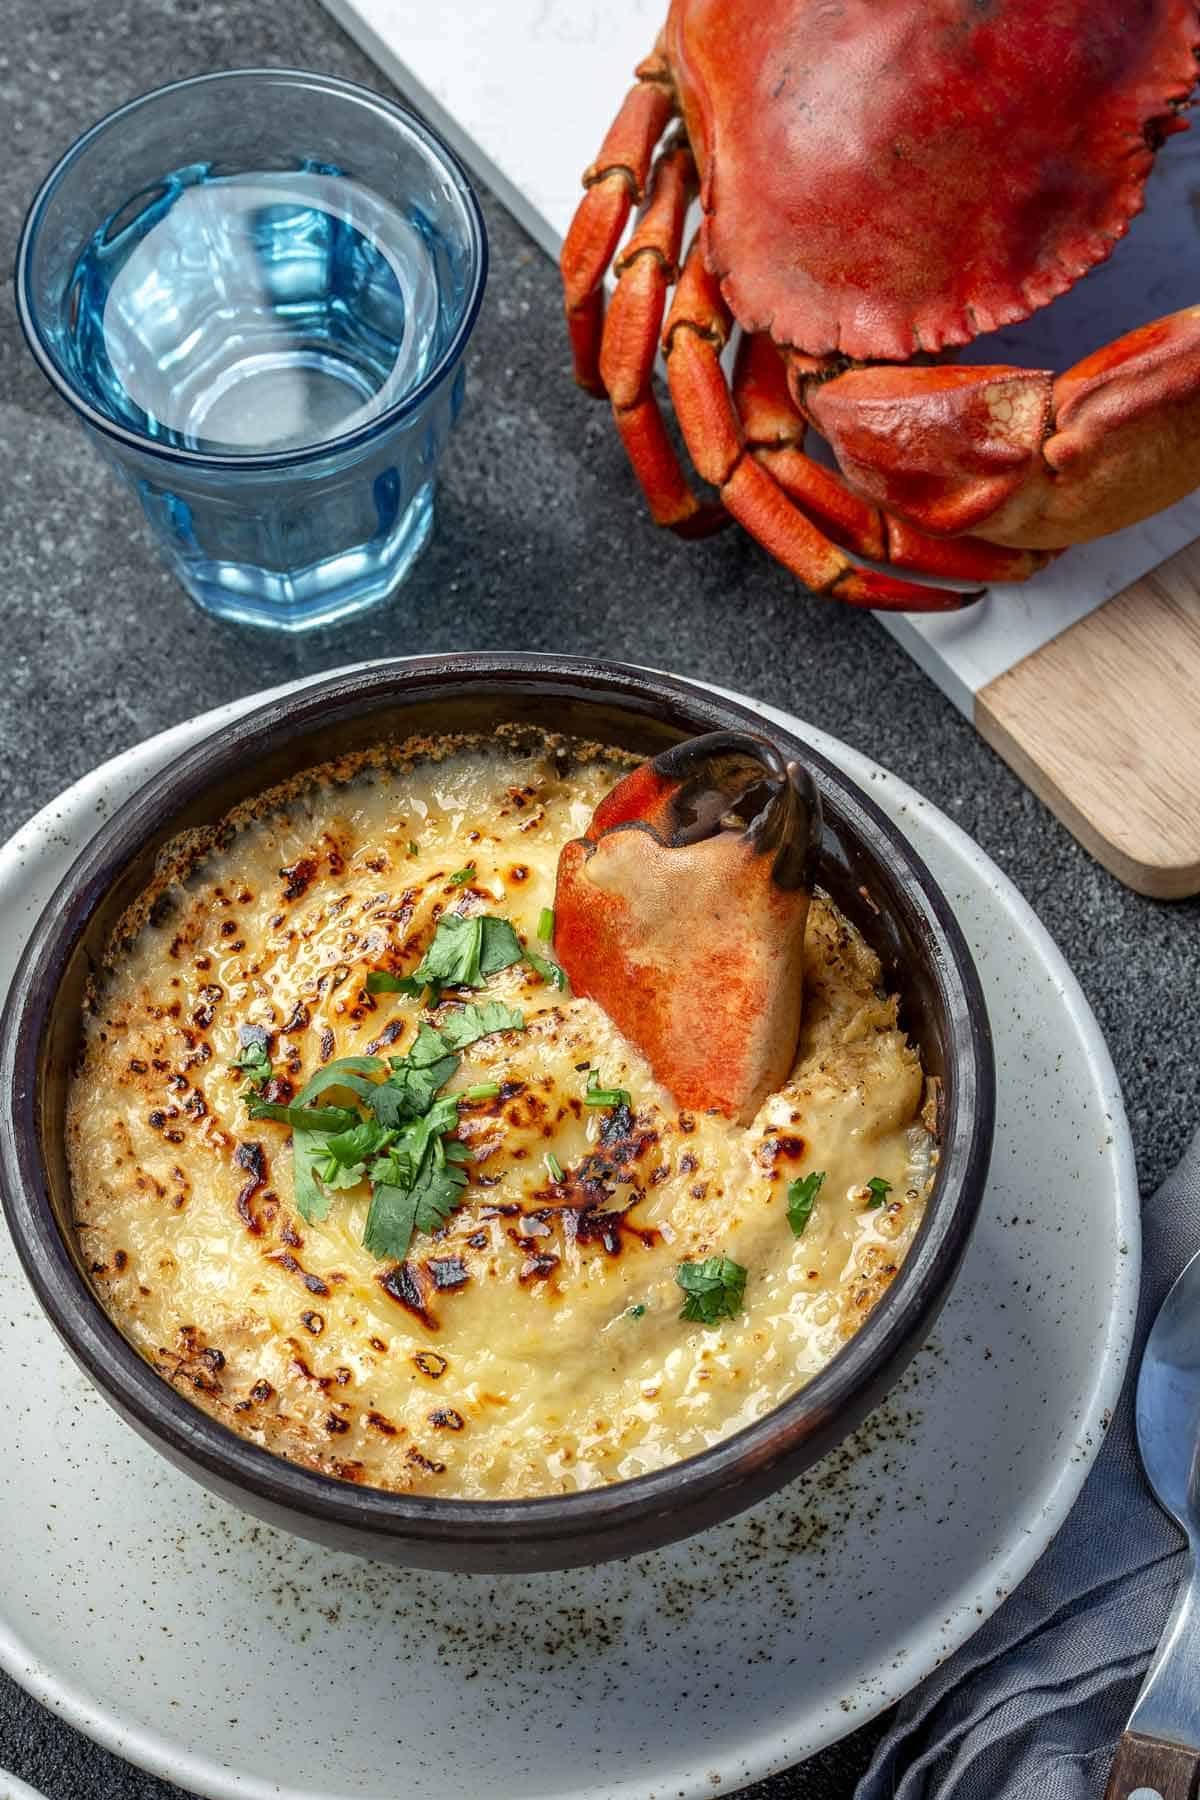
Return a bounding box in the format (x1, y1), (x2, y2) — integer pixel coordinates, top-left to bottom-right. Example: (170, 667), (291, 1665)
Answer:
(66, 160), (439, 456)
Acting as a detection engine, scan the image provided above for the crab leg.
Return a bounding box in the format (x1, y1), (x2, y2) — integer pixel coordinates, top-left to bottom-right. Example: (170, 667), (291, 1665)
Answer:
(734, 336), (1052, 585)
(663, 241), (981, 611)
(597, 138), (724, 535)
(560, 48), (676, 397)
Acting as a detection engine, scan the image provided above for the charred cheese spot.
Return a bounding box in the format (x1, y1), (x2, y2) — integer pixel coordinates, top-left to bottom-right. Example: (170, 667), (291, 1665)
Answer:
(68, 743), (933, 1500)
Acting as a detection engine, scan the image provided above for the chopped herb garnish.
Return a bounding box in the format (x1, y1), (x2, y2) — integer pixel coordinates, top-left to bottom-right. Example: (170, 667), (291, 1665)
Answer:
(787, 1170), (825, 1238)
(233, 910), (530, 1255)
(407, 841), (419, 857)
(236, 1028), (474, 1253)
(376, 1025), (460, 1124)
(363, 1123), (470, 1262)
(295, 1057), (385, 1107)
(545, 1151), (565, 1183)
(365, 970), (422, 996)
(627, 1303), (646, 1319)
(448, 864), (475, 886)
(865, 1176), (891, 1209)
(436, 1000), (525, 1050)
(246, 1098), (360, 1135)
(584, 1068), (632, 1109)
(537, 907), (555, 941)
(524, 945), (568, 990)
(478, 916), (524, 976)
(291, 1126), (335, 1224)
(231, 1034), (272, 1093)
(407, 912), (523, 997)
(675, 1256), (747, 1326)
(315, 1119), (395, 1189)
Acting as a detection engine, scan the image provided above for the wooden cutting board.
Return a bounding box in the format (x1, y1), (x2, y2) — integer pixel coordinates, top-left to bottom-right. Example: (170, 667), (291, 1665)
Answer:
(320, 0), (1200, 897)
(976, 543), (1200, 899)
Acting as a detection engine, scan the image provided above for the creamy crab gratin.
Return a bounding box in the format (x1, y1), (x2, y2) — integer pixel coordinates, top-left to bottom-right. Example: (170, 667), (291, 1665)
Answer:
(67, 733), (935, 1499)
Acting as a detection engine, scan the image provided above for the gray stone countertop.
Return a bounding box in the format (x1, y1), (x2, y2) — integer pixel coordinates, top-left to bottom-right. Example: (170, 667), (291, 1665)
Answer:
(1, 2), (1197, 1796)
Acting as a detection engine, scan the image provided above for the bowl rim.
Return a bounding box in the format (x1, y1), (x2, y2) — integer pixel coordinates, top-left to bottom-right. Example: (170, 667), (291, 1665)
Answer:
(0, 653), (994, 1551)
(13, 67), (489, 472)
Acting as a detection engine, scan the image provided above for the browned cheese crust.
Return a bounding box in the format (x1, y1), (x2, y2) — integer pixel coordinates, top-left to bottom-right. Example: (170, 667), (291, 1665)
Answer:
(68, 735), (933, 1498)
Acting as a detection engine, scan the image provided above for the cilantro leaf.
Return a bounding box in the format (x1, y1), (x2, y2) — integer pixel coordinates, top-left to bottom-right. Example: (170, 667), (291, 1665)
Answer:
(314, 1119), (394, 1189)
(294, 1058), (385, 1107)
(362, 1131), (469, 1260)
(232, 1039), (272, 1091)
(410, 913), (483, 989)
(375, 1024), (459, 1123)
(865, 1176), (891, 1209)
(362, 1175), (418, 1261)
(365, 970), (422, 996)
(230, 988), (481, 1254)
(421, 1092), (465, 1139)
(292, 1127), (335, 1224)
(410, 1137), (470, 1234)
(231, 1027), (273, 1093)
(675, 1256), (747, 1325)
(436, 1000), (525, 1050)
(478, 917), (523, 977)
(787, 1170), (825, 1238)
(400, 912), (525, 1001)
(246, 1099), (360, 1135)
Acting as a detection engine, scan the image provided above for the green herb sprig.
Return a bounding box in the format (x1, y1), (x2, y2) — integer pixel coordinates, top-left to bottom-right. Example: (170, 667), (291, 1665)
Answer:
(675, 1256), (747, 1326)
(368, 908), (567, 1002)
(231, 1028), (273, 1094)
(584, 1067), (632, 1109)
(787, 1170), (825, 1238)
(231, 916), (532, 1260)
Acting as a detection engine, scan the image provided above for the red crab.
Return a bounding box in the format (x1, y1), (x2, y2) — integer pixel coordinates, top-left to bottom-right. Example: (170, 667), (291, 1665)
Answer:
(561, 0), (1200, 610)
(555, 731), (821, 1122)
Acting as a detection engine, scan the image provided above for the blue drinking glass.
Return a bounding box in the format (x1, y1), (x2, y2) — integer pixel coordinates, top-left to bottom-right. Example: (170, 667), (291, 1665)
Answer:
(16, 69), (487, 632)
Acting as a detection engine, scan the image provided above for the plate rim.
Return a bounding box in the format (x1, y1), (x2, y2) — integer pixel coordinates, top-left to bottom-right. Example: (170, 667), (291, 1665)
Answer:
(0, 662), (1140, 1800)
(0, 1774), (51, 1800)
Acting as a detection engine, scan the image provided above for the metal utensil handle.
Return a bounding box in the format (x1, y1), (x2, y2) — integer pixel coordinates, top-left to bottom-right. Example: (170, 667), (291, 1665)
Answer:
(1104, 1731), (1200, 1800)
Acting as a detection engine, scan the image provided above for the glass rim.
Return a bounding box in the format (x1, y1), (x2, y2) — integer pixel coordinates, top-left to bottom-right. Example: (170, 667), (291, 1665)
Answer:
(13, 67), (489, 471)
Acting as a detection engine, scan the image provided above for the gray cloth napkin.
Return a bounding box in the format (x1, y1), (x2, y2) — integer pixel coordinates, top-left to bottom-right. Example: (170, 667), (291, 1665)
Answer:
(858, 1126), (1200, 1800)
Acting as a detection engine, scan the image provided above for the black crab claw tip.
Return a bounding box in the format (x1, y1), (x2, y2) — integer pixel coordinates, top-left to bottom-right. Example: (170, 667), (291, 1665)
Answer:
(652, 730), (822, 891)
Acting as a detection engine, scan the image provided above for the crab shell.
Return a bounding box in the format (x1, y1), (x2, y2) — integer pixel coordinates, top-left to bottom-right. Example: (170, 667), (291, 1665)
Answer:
(561, 0), (1200, 608)
(668, 0), (1199, 363)
(554, 732), (822, 1123)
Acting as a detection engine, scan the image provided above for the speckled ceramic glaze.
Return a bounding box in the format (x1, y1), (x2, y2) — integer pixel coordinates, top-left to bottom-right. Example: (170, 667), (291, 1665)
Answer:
(0, 656), (992, 1574)
(0, 1774), (49, 1800)
(0, 666), (1138, 1800)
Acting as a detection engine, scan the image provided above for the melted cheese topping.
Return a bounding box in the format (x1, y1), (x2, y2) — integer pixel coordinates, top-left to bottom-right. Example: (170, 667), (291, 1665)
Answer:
(68, 745), (933, 1498)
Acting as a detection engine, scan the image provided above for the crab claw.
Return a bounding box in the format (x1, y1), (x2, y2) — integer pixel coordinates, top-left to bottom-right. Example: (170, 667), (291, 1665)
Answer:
(554, 731), (821, 1123)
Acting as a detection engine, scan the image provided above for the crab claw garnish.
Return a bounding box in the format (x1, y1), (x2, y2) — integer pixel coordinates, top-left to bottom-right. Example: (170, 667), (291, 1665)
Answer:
(554, 731), (821, 1123)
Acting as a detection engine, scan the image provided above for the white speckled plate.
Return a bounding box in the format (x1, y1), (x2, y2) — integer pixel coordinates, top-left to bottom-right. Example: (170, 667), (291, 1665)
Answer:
(0, 666), (1138, 1800)
(0, 1773), (50, 1800)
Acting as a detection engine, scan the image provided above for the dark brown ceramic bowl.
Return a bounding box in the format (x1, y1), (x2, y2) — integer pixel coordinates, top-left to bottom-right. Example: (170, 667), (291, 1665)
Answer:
(0, 655), (994, 1573)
